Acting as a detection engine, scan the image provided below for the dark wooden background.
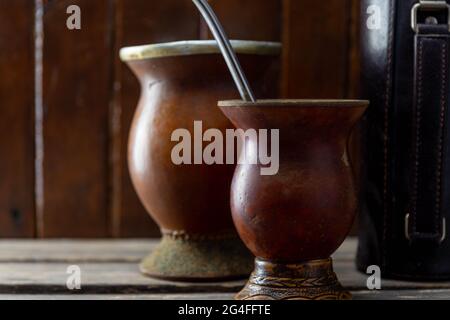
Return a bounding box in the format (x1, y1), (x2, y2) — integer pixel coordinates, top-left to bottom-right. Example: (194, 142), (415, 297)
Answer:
(0, 0), (360, 238)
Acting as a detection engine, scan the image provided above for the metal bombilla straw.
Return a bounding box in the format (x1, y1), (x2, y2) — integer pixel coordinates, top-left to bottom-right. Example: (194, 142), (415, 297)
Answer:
(192, 0), (256, 102)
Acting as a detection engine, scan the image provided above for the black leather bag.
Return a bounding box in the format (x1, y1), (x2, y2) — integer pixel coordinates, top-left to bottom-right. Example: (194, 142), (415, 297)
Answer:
(358, 0), (450, 280)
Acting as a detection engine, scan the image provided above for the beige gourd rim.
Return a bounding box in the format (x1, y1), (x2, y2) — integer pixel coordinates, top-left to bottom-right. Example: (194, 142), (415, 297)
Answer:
(120, 40), (282, 61)
(218, 99), (370, 108)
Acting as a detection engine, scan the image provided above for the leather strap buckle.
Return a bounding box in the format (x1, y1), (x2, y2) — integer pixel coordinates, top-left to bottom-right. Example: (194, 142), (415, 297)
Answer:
(405, 214), (447, 243)
(411, 1), (450, 32)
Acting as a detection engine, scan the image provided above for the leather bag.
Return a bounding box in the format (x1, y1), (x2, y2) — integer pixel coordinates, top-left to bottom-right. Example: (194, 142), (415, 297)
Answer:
(358, 0), (450, 280)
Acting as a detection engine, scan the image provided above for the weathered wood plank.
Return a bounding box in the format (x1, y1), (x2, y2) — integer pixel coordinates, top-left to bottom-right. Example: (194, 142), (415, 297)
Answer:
(39, 0), (113, 237)
(0, 238), (355, 263)
(2, 239), (449, 298)
(281, 0), (353, 98)
(0, 240), (155, 262)
(112, 0), (200, 237)
(204, 0), (282, 41)
(2, 290), (450, 300)
(0, 238), (449, 301)
(353, 290), (450, 300)
(0, 293), (235, 300)
(335, 261), (450, 291)
(347, 0), (361, 98)
(0, 0), (36, 237)
(0, 262), (245, 294)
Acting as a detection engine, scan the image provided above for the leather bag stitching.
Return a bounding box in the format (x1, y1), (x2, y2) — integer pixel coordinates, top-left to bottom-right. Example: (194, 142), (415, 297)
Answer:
(412, 38), (424, 235)
(436, 41), (447, 234)
(382, 0), (396, 268)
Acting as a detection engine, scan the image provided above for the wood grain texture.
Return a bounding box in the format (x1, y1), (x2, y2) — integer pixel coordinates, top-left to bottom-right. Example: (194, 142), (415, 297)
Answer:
(0, 238), (353, 263)
(1, 239), (450, 299)
(0, 239), (154, 262)
(281, 0), (353, 98)
(353, 290), (450, 300)
(0, 0), (36, 237)
(3, 290), (450, 300)
(112, 0), (200, 237)
(348, 0), (362, 236)
(204, 0), (282, 41)
(0, 263), (245, 294)
(39, 0), (113, 237)
(347, 0), (361, 99)
(0, 293), (235, 300)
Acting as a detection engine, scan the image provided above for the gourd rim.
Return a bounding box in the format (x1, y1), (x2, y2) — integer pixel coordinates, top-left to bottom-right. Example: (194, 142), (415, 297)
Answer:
(218, 99), (370, 108)
(120, 40), (282, 61)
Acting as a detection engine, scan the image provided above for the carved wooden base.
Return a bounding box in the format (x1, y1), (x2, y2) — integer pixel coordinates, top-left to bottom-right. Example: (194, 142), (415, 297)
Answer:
(236, 258), (351, 300)
(140, 232), (253, 282)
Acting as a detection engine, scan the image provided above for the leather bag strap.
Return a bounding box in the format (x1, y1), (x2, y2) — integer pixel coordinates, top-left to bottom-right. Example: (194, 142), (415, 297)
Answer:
(408, 0), (450, 244)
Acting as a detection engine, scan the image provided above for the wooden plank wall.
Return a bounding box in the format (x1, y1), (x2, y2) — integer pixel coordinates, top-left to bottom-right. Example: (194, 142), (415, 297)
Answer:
(0, 0), (36, 237)
(206, 0), (282, 41)
(282, 0), (359, 98)
(39, 0), (113, 237)
(0, 0), (360, 238)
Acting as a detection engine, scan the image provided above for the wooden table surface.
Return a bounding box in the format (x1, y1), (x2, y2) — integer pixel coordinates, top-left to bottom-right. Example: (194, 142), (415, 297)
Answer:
(0, 238), (449, 300)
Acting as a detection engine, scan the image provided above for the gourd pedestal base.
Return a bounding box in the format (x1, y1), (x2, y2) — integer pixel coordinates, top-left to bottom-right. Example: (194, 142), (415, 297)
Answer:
(139, 232), (253, 282)
(235, 258), (351, 300)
